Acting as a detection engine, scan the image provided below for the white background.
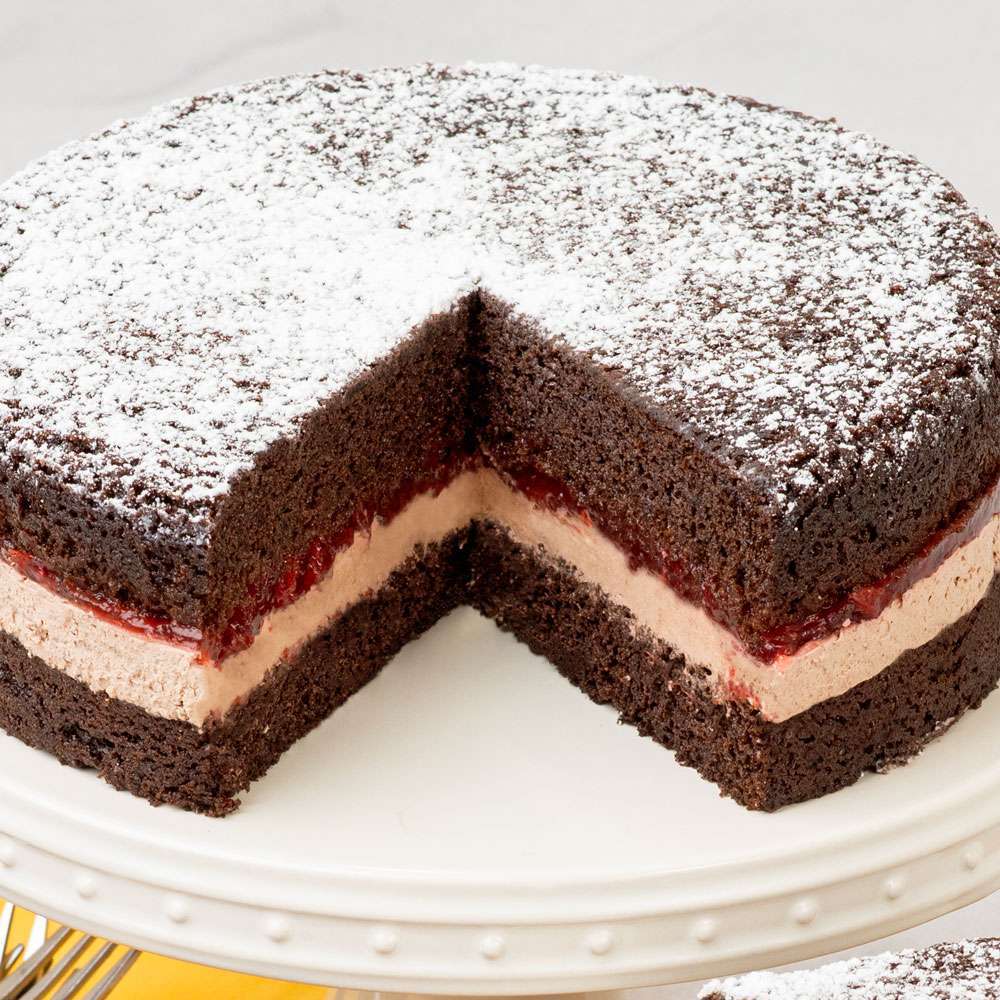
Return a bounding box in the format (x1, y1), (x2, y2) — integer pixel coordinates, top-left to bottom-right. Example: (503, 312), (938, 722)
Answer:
(0, 1), (997, 995)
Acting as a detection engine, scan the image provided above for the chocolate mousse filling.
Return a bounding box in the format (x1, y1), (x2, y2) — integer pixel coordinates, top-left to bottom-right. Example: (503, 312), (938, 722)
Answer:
(8, 462), (999, 672)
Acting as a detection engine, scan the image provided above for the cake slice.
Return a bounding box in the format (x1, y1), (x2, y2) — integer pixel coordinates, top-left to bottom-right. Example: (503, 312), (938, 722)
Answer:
(0, 64), (998, 814)
(700, 938), (1000, 998)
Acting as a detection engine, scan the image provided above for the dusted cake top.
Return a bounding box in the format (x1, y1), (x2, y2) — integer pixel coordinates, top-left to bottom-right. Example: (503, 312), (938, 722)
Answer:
(701, 938), (1000, 998)
(1, 63), (997, 543)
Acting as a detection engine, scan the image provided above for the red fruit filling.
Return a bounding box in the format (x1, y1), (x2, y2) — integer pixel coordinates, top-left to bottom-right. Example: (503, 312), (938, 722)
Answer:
(1, 547), (203, 651)
(755, 474), (1000, 661)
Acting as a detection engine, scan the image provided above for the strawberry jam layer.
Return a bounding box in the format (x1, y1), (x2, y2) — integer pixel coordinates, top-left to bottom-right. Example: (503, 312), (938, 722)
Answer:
(756, 473), (1000, 660)
(509, 467), (720, 618)
(508, 465), (1000, 662)
(1, 547), (203, 651)
(2, 462), (998, 669)
(0, 456), (473, 666)
(207, 455), (474, 662)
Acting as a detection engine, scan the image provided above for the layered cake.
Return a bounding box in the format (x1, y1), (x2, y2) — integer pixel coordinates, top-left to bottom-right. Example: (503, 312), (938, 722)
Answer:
(700, 938), (1000, 998)
(0, 64), (998, 814)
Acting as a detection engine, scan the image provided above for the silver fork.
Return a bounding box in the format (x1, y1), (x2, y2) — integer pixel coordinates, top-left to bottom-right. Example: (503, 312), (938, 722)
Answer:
(0, 903), (139, 999)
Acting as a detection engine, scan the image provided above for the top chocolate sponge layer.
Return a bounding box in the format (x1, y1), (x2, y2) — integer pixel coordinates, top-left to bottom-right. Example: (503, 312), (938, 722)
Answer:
(0, 64), (997, 634)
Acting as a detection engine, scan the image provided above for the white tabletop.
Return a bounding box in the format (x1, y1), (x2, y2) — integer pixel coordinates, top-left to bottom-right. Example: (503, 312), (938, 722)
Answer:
(1, 2), (997, 995)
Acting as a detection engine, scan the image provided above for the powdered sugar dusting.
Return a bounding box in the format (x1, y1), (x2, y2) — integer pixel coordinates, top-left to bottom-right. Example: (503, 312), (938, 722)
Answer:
(0, 64), (997, 542)
(700, 937), (1000, 998)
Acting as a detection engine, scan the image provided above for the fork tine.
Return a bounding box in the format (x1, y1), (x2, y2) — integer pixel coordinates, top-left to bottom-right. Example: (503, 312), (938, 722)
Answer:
(0, 906), (139, 1000)
(76, 949), (139, 1000)
(0, 903), (13, 968)
(0, 925), (72, 1000)
(3, 944), (23, 973)
(49, 969), (85, 1000)
(25, 914), (48, 958)
(49, 941), (114, 1000)
(21, 934), (93, 1000)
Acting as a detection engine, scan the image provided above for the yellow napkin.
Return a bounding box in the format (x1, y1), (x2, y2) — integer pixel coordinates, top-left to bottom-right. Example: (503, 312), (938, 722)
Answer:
(115, 953), (326, 999)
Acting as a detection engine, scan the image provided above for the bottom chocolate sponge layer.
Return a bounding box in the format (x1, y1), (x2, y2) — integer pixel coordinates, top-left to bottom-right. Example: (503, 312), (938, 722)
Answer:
(0, 523), (997, 815)
(0, 532), (469, 816)
(467, 523), (1000, 812)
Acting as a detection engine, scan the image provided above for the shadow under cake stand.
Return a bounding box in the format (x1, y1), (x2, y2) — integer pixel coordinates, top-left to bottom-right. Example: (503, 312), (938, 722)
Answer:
(0, 607), (996, 994)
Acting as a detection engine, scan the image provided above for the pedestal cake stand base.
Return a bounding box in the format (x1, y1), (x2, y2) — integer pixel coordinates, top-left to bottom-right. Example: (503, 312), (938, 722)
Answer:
(0, 609), (997, 993)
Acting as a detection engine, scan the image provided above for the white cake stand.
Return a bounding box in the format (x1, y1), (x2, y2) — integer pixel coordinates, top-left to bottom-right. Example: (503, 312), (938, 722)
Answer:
(0, 607), (997, 994)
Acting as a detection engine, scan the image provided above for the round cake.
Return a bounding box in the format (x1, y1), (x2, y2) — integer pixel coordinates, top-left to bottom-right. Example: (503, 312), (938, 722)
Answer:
(0, 64), (997, 814)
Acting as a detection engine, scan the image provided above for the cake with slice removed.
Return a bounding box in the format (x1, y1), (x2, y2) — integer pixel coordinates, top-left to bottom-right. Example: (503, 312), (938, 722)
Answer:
(0, 64), (998, 814)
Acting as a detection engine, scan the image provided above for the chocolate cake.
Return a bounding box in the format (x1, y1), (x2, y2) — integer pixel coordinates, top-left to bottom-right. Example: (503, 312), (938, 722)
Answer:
(700, 938), (1000, 998)
(0, 64), (998, 815)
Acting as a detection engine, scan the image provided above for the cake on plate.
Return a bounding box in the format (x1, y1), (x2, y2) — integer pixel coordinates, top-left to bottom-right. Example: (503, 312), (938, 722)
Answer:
(0, 64), (998, 815)
(701, 938), (1000, 998)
